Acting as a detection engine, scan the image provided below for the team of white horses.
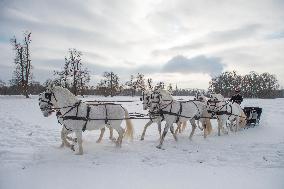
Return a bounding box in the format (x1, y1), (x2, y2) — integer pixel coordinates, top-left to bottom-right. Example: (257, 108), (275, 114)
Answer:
(39, 85), (247, 155)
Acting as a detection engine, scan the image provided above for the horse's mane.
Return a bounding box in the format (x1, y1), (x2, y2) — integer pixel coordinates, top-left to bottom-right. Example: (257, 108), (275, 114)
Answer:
(143, 90), (152, 96)
(53, 86), (78, 104)
(212, 93), (225, 101)
(156, 89), (173, 100)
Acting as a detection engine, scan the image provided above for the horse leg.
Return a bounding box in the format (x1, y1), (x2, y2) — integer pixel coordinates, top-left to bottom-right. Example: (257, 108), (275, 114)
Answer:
(235, 117), (239, 132)
(109, 127), (116, 141)
(156, 122), (171, 149)
(157, 120), (162, 139)
(174, 122), (182, 135)
(202, 119), (207, 139)
(75, 131), (83, 155)
(217, 116), (227, 136)
(222, 117), (228, 135)
(217, 117), (221, 136)
(114, 126), (124, 147)
(60, 127), (72, 148)
(96, 127), (106, 143)
(197, 120), (203, 131)
(60, 127), (65, 148)
(170, 125), (178, 141)
(189, 119), (197, 140)
(59, 127), (65, 148)
(141, 120), (153, 140)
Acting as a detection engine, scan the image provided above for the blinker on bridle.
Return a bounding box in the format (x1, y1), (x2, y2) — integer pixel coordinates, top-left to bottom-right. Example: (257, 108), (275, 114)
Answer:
(45, 93), (52, 100)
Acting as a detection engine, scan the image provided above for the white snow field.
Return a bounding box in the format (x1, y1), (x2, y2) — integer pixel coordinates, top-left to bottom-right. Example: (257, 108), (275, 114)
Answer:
(0, 95), (284, 189)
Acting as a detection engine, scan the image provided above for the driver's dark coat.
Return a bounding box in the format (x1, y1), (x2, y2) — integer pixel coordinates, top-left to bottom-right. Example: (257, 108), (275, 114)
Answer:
(230, 94), (243, 104)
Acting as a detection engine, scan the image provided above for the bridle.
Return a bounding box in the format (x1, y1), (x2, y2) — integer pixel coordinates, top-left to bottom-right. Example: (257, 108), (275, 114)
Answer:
(150, 93), (174, 114)
(140, 92), (152, 109)
(39, 91), (74, 112)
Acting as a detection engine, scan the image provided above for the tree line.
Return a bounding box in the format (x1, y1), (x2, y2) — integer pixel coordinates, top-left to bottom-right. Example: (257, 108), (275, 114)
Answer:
(1, 31), (283, 98)
(209, 71), (282, 98)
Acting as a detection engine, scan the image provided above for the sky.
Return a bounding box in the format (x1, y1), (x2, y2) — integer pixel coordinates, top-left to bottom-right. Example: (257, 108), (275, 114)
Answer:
(0, 0), (284, 89)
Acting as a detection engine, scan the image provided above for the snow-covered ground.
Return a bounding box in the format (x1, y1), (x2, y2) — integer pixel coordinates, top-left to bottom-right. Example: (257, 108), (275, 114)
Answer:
(0, 95), (284, 189)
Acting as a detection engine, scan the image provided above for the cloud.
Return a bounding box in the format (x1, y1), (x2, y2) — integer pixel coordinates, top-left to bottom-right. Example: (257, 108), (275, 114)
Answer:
(153, 24), (262, 56)
(0, 0), (284, 89)
(162, 55), (224, 77)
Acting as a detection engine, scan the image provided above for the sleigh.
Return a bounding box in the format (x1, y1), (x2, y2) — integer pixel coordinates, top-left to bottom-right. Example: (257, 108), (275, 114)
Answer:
(243, 107), (262, 127)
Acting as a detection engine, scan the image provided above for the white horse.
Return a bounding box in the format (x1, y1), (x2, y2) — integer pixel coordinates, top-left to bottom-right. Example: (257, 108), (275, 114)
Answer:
(150, 89), (209, 149)
(39, 86), (134, 155)
(39, 93), (115, 150)
(174, 94), (213, 139)
(140, 90), (179, 141)
(141, 91), (212, 140)
(207, 94), (246, 135)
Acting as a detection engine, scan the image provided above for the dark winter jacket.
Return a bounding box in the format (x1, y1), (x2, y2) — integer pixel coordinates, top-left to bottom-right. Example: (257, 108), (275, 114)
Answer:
(230, 94), (243, 104)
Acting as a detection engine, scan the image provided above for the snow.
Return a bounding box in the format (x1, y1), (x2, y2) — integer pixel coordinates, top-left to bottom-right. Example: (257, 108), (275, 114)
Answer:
(0, 95), (284, 189)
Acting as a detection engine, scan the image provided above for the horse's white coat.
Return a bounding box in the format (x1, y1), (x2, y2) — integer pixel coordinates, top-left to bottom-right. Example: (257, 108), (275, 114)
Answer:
(150, 89), (209, 149)
(140, 90), (174, 140)
(208, 94), (244, 135)
(40, 86), (134, 155)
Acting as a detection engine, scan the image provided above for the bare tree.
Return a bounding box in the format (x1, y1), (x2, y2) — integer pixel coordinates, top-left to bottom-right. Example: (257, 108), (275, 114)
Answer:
(97, 71), (121, 96)
(125, 75), (135, 96)
(147, 78), (153, 91)
(134, 73), (146, 93)
(54, 49), (90, 95)
(10, 31), (32, 98)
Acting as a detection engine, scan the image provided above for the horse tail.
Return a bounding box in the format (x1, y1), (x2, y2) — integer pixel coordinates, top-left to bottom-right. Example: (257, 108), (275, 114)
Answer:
(205, 117), (212, 135)
(181, 121), (187, 132)
(122, 107), (134, 140)
(202, 111), (212, 135)
(239, 110), (247, 128)
(197, 120), (203, 131)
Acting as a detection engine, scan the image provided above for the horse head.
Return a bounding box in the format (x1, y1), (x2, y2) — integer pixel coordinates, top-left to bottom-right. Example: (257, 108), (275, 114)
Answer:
(38, 91), (54, 117)
(207, 93), (225, 112)
(148, 89), (173, 113)
(140, 90), (152, 110)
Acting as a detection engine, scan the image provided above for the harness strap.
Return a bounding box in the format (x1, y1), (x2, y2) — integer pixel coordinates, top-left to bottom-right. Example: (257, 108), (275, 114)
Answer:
(62, 101), (81, 117)
(75, 101), (81, 117)
(82, 106), (91, 132)
(39, 98), (53, 106)
(105, 104), (108, 124)
(176, 102), (183, 123)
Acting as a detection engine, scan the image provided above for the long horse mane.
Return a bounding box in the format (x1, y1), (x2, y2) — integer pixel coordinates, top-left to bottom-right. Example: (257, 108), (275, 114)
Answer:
(157, 89), (173, 100)
(212, 93), (225, 101)
(53, 86), (78, 104)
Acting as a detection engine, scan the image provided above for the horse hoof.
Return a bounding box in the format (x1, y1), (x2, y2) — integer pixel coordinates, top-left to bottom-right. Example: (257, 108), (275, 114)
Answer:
(110, 137), (116, 142)
(96, 140), (102, 143)
(140, 137), (144, 141)
(71, 145), (75, 151)
(115, 142), (122, 148)
(156, 145), (162, 149)
(75, 152), (83, 155)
